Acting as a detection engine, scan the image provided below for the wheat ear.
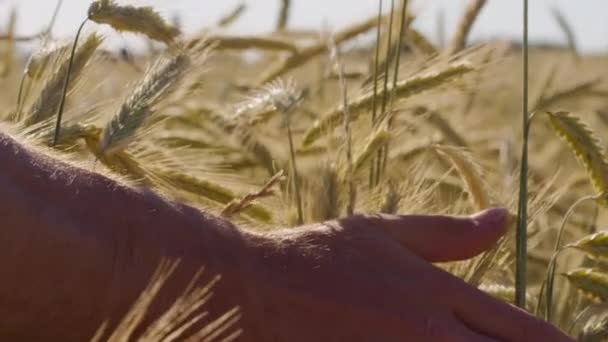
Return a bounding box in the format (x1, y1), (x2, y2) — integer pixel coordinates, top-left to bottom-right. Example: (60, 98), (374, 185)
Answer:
(302, 62), (474, 148)
(564, 268), (608, 302)
(567, 231), (608, 258)
(432, 144), (491, 210)
(448, 0), (488, 55)
(547, 111), (608, 206)
(99, 51), (193, 156)
(24, 33), (102, 127)
(88, 0), (181, 45)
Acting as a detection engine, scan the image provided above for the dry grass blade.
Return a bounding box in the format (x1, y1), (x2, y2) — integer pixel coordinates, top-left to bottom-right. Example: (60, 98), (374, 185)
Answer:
(92, 260), (179, 341)
(432, 144), (491, 210)
(222, 170), (284, 219)
(138, 274), (221, 341)
(302, 62), (474, 148)
(92, 260), (237, 342)
(184, 308), (242, 342)
(159, 170), (273, 222)
(564, 268), (608, 302)
(24, 34), (102, 126)
(546, 111), (608, 207)
(88, 0), (181, 45)
(448, 0), (488, 55)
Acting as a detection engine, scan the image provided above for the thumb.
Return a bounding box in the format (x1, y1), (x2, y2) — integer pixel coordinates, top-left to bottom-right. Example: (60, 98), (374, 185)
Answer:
(354, 208), (511, 262)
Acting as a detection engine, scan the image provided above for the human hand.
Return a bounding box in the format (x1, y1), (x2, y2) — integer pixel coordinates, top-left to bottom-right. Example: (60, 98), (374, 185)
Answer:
(0, 131), (572, 341)
(238, 209), (573, 341)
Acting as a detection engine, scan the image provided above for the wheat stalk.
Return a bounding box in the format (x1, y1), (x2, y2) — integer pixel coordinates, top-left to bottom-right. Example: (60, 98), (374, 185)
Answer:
(209, 35), (298, 53)
(551, 7), (579, 59)
(327, 31), (356, 216)
(515, 0), (530, 308)
(217, 2), (247, 27)
(276, 0), (291, 31)
(0, 8), (16, 77)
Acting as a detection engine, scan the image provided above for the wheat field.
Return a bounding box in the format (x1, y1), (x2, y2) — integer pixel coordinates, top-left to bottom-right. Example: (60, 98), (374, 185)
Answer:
(2, 0), (608, 340)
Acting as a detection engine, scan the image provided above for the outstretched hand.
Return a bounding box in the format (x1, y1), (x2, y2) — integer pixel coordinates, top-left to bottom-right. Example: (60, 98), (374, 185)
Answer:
(240, 209), (572, 341)
(0, 131), (573, 341)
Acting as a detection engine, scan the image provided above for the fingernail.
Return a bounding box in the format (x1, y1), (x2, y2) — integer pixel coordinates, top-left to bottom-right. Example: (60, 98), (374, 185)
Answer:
(472, 207), (510, 227)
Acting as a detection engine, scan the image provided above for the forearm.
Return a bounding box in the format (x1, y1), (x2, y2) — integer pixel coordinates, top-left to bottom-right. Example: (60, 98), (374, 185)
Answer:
(0, 131), (250, 340)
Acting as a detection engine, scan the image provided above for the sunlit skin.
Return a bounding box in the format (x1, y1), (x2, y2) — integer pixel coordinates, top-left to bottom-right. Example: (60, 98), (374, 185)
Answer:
(0, 130), (573, 341)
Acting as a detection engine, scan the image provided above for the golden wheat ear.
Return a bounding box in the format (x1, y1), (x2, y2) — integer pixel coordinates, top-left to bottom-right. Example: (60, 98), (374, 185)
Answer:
(431, 144), (492, 211)
(301, 62), (475, 148)
(87, 0), (181, 45)
(24, 33), (103, 127)
(546, 111), (608, 207)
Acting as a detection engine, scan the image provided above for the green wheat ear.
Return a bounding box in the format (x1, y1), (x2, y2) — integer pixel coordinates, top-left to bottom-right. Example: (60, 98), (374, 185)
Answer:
(564, 268), (608, 302)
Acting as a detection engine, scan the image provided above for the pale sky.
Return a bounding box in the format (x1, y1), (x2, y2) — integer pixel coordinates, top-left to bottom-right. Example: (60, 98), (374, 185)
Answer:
(1, 0), (607, 53)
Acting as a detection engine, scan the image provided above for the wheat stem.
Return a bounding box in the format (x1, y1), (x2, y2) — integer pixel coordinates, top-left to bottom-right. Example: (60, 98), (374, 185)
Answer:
(276, 0), (291, 31)
(52, 17), (88, 146)
(375, 0), (395, 187)
(380, 0), (408, 178)
(287, 123), (303, 225)
(369, 0), (383, 189)
(515, 0), (529, 308)
(542, 194), (600, 322)
(15, 72), (27, 119)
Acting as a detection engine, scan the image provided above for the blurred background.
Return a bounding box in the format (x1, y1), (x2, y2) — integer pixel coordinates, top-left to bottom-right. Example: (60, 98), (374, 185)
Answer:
(0, 0), (607, 53)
